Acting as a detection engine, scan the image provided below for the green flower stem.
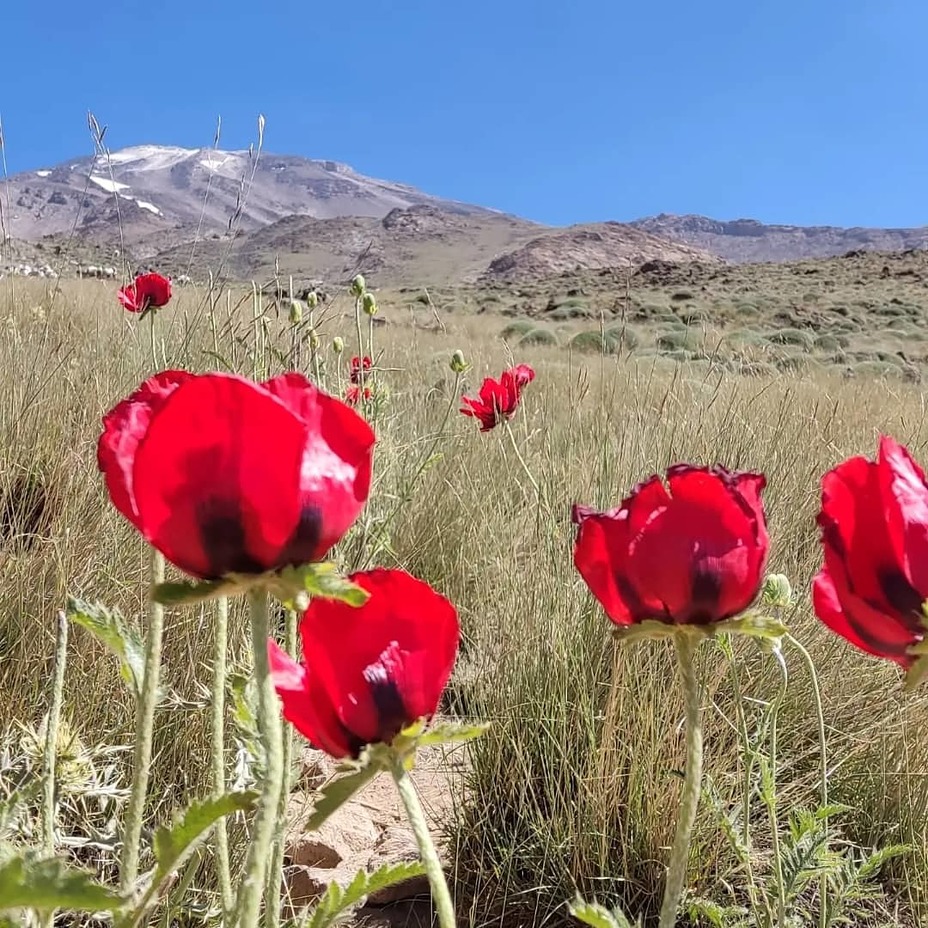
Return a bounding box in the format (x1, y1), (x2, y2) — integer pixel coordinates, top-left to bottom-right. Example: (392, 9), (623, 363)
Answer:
(788, 633), (828, 928)
(234, 589), (284, 928)
(355, 296), (366, 392)
(40, 611), (69, 928)
(265, 608), (298, 928)
(503, 419), (541, 500)
(121, 549), (165, 894)
(767, 652), (789, 928)
(724, 641), (766, 920)
(212, 596), (233, 919)
(658, 631), (705, 928)
(42, 611), (69, 854)
(392, 760), (456, 928)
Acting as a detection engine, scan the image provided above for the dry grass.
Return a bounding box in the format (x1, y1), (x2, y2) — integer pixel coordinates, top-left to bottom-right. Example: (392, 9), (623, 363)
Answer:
(1, 277), (926, 926)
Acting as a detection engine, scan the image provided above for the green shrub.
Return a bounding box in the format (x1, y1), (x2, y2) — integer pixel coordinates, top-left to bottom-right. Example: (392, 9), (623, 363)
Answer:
(813, 333), (849, 351)
(520, 328), (558, 347)
(604, 325), (639, 350)
(768, 328), (814, 350)
(500, 320), (535, 341)
(670, 290), (695, 302)
(656, 329), (701, 352)
(569, 331), (616, 354)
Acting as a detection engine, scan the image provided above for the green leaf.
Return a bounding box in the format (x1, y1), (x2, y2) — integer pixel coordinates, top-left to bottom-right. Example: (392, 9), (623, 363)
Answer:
(152, 576), (247, 606)
(305, 861), (426, 928)
(568, 896), (638, 928)
(67, 598), (144, 696)
(0, 854), (123, 913)
(306, 757), (385, 831)
(151, 562), (369, 610)
(153, 791), (257, 880)
(270, 563), (369, 611)
(413, 721), (490, 747)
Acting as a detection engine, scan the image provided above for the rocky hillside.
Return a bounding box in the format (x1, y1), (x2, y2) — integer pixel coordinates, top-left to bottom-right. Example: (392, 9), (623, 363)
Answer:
(630, 213), (928, 263)
(482, 222), (718, 281)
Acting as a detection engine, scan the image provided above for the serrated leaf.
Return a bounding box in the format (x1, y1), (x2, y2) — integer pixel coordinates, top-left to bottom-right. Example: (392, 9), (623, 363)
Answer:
(153, 791), (257, 880)
(568, 896), (637, 928)
(67, 598), (144, 696)
(305, 861), (426, 928)
(0, 854), (123, 913)
(152, 576), (246, 606)
(414, 721), (490, 747)
(306, 760), (384, 831)
(271, 563), (369, 610)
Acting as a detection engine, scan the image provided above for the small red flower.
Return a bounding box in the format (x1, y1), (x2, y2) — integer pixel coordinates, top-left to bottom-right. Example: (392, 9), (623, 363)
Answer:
(97, 371), (375, 579)
(118, 273), (172, 313)
(459, 363), (535, 432)
(345, 385), (372, 406)
(572, 464), (769, 626)
(350, 356), (372, 385)
(813, 435), (928, 669)
(268, 568), (460, 758)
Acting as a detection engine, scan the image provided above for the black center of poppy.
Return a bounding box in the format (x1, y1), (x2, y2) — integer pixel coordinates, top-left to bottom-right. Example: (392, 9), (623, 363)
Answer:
(687, 568), (723, 625)
(276, 504), (324, 567)
(362, 662), (410, 744)
(196, 498), (263, 578)
(877, 567), (925, 627)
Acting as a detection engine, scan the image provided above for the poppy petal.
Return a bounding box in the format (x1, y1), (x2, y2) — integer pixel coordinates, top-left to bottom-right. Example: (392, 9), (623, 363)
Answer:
(132, 374), (307, 578)
(97, 370), (194, 527)
(268, 639), (357, 758)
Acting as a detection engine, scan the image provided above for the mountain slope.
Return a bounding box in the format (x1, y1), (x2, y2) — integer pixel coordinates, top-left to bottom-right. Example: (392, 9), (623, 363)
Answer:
(1, 145), (494, 251)
(630, 213), (928, 263)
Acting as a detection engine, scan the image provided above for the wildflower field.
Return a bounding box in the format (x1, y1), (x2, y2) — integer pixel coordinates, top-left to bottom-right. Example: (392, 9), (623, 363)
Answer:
(1, 274), (928, 928)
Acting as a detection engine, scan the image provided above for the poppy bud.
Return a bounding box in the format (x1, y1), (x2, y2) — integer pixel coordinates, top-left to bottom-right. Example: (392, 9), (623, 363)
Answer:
(351, 274), (366, 297)
(308, 328), (320, 350)
(760, 574), (792, 608)
(332, 336), (345, 355)
(289, 300), (303, 325)
(306, 291), (319, 309)
(362, 292), (377, 316)
(450, 350), (468, 374)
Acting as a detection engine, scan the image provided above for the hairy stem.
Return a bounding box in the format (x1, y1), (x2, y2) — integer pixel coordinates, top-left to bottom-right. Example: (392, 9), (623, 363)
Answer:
(212, 596), (233, 919)
(120, 549), (165, 894)
(42, 611), (69, 854)
(766, 651), (789, 928)
(788, 634), (828, 927)
(265, 608), (298, 928)
(234, 590), (284, 928)
(39, 611), (69, 928)
(392, 761), (456, 928)
(658, 632), (704, 928)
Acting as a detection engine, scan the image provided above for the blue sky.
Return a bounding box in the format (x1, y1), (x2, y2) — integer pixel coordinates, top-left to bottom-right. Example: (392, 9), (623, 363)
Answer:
(1, 0), (926, 228)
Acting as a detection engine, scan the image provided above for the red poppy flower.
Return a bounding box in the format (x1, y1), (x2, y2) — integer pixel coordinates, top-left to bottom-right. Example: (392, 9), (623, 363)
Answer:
(268, 568), (459, 758)
(510, 363), (535, 389)
(350, 356), (372, 385)
(572, 464), (769, 626)
(118, 273), (172, 313)
(97, 371), (375, 579)
(459, 363), (535, 432)
(345, 385), (372, 406)
(813, 435), (928, 669)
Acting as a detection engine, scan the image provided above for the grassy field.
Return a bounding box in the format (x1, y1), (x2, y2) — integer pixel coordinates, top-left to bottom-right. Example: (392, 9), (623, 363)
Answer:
(1, 269), (927, 927)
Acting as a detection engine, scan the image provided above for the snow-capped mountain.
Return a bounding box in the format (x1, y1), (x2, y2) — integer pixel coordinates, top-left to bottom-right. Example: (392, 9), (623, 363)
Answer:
(2, 144), (491, 251)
